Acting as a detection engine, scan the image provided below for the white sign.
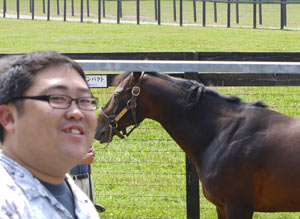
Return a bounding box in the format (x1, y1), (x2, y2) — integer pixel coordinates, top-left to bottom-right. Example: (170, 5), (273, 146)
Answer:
(86, 74), (108, 88)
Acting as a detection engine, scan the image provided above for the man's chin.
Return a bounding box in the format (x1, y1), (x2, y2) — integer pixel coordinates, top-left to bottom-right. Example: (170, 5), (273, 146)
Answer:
(63, 150), (87, 164)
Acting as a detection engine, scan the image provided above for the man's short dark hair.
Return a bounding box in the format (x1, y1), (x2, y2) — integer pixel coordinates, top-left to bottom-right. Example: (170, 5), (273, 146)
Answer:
(0, 50), (88, 143)
(0, 54), (22, 75)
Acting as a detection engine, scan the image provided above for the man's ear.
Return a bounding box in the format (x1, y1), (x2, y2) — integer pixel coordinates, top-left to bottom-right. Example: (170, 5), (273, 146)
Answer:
(0, 105), (15, 133)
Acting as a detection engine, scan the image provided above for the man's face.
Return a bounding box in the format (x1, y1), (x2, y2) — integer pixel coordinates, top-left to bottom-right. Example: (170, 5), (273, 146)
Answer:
(5, 64), (97, 176)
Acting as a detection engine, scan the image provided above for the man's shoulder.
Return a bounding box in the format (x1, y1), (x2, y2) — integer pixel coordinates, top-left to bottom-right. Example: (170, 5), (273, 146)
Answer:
(0, 162), (16, 188)
(0, 163), (33, 218)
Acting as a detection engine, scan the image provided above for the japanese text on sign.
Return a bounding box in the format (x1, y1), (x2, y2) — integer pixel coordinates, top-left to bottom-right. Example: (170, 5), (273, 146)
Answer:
(86, 74), (108, 88)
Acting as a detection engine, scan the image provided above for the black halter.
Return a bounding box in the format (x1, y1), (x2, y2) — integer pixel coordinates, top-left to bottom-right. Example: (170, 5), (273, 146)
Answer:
(99, 72), (145, 142)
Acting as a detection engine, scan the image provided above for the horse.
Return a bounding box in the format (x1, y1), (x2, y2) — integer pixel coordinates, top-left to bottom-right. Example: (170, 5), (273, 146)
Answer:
(95, 71), (300, 219)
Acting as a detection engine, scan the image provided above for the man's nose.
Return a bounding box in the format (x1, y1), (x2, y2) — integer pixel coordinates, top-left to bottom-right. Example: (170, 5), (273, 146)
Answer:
(65, 101), (84, 120)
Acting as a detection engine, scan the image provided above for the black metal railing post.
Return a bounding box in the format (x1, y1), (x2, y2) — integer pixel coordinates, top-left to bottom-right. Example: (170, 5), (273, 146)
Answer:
(179, 0), (183, 26)
(64, 0), (66, 21)
(157, 0), (161, 25)
(3, 0), (6, 18)
(80, 0), (83, 22)
(98, 0), (101, 23)
(185, 155), (200, 219)
(17, 0), (20, 19)
(117, 0), (121, 23)
(280, 0), (284, 29)
(227, 0), (231, 27)
(173, 0), (177, 21)
(154, 0), (157, 20)
(214, 1), (217, 22)
(103, 0), (106, 17)
(47, 0), (50, 20)
(236, 0), (239, 24)
(57, 0), (60, 15)
(71, 0), (74, 16)
(193, 0), (196, 22)
(43, 0), (45, 14)
(184, 71), (200, 219)
(203, 0), (206, 26)
(259, 0), (262, 25)
(32, 0), (34, 19)
(253, 0), (257, 29)
(87, 0), (90, 17)
(136, 0), (140, 24)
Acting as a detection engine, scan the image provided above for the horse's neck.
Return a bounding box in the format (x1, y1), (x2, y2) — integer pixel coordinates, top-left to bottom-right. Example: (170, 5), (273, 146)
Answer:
(147, 86), (241, 165)
(141, 78), (187, 122)
(142, 82), (230, 162)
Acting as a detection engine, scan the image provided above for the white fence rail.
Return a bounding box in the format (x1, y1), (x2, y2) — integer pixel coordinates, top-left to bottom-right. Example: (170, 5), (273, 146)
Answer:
(77, 60), (300, 74)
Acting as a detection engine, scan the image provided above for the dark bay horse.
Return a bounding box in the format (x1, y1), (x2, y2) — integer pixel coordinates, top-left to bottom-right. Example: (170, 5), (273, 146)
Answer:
(95, 71), (300, 219)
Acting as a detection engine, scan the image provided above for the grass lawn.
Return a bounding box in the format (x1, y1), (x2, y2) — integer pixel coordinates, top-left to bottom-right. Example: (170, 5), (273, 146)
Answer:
(0, 18), (300, 53)
(1, 17), (300, 218)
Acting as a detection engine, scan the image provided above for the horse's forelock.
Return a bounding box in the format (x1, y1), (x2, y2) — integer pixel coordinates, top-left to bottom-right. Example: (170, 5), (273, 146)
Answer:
(113, 71), (132, 86)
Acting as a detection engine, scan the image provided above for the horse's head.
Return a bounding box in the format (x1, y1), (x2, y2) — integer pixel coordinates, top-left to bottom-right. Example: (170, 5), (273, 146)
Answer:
(95, 71), (146, 143)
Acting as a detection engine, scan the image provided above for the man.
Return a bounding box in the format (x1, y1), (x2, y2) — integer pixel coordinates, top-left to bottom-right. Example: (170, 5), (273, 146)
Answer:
(0, 51), (100, 218)
(70, 146), (106, 212)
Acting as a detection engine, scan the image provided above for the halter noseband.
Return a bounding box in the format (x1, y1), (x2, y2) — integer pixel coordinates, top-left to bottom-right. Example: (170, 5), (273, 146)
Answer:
(99, 72), (145, 143)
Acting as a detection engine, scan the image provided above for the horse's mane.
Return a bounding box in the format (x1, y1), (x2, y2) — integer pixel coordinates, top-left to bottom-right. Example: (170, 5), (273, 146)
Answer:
(148, 71), (268, 109)
(113, 71), (267, 109)
(113, 71), (197, 88)
(204, 88), (267, 108)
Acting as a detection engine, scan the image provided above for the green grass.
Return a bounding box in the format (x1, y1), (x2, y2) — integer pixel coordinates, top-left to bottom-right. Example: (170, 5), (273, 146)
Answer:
(0, 18), (300, 53)
(1, 13), (300, 218)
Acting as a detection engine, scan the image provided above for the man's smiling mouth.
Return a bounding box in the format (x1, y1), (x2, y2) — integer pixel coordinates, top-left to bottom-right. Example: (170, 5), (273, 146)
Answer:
(64, 128), (82, 135)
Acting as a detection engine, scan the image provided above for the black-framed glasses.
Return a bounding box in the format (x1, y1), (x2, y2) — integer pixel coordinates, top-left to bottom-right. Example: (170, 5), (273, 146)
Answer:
(11, 94), (98, 111)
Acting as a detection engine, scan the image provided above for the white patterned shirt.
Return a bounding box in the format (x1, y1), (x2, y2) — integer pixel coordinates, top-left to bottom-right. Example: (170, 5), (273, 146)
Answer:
(0, 151), (100, 219)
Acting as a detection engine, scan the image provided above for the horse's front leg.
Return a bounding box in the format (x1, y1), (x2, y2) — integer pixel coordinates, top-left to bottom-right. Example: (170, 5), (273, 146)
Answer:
(225, 203), (254, 219)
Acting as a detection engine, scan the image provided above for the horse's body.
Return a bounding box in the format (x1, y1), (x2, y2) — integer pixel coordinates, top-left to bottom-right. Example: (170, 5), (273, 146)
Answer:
(95, 71), (300, 219)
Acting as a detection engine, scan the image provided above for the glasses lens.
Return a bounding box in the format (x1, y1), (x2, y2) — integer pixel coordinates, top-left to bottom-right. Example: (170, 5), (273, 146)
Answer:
(49, 95), (70, 109)
(78, 97), (98, 110)
(48, 95), (97, 110)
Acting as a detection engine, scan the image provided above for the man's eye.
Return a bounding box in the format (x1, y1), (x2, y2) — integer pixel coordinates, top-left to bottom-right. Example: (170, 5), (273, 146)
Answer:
(80, 99), (92, 104)
(51, 96), (67, 103)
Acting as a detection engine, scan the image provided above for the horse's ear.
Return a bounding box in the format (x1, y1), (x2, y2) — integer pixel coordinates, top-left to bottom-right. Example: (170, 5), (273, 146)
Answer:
(132, 72), (142, 81)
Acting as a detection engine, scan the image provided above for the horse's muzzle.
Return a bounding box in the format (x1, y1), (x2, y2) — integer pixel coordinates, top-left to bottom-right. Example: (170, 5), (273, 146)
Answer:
(95, 121), (111, 143)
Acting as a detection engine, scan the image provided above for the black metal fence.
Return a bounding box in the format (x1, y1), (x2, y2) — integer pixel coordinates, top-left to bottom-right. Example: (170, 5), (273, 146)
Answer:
(82, 52), (300, 219)
(2, 0), (300, 29)
(73, 52), (300, 218)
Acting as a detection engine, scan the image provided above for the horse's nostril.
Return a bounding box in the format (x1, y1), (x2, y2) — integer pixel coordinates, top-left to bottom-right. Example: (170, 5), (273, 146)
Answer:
(100, 131), (106, 140)
(95, 129), (104, 140)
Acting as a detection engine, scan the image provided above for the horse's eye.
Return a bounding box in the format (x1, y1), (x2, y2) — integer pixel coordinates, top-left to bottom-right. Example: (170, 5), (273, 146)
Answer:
(125, 87), (132, 93)
(113, 93), (120, 100)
